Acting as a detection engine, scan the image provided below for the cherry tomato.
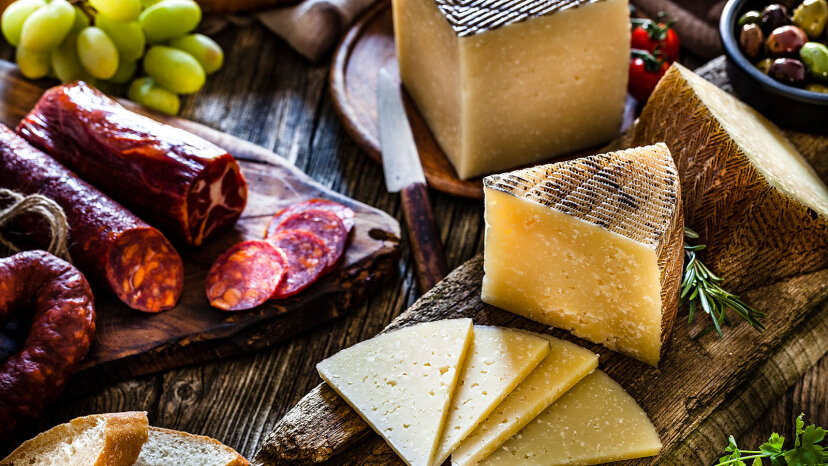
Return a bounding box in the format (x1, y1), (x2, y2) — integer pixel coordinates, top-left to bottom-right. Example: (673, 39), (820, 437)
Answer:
(631, 19), (680, 63)
(628, 50), (670, 102)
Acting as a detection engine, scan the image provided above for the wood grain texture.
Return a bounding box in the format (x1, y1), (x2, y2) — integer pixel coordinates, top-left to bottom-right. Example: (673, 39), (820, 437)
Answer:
(0, 25), (824, 466)
(400, 182), (448, 292)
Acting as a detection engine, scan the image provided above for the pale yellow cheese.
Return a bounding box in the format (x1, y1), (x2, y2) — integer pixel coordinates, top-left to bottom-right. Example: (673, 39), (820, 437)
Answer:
(394, 0), (630, 180)
(481, 144), (684, 366)
(481, 371), (661, 465)
(432, 326), (550, 465)
(451, 334), (598, 466)
(316, 319), (474, 466)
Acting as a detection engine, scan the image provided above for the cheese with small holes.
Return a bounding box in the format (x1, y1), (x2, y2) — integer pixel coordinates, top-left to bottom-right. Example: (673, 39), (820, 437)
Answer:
(432, 326), (550, 465)
(451, 334), (599, 466)
(316, 319), (474, 466)
(632, 63), (828, 292)
(480, 370), (661, 465)
(481, 144), (684, 366)
(393, 0), (630, 180)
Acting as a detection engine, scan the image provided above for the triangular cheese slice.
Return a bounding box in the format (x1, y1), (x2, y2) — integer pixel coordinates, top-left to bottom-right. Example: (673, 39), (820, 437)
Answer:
(431, 326), (550, 466)
(452, 333), (598, 466)
(481, 370), (661, 465)
(481, 143), (683, 366)
(316, 319), (473, 466)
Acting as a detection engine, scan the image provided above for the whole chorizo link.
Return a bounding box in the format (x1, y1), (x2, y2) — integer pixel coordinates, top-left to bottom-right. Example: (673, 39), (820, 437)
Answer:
(0, 250), (95, 436)
(17, 81), (248, 247)
(0, 125), (183, 312)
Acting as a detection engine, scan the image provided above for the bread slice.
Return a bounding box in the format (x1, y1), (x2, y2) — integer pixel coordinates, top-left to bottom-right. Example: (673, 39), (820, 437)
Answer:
(0, 411), (149, 466)
(134, 427), (248, 466)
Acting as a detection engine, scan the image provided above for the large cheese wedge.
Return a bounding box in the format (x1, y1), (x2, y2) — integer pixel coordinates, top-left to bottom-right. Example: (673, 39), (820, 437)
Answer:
(481, 144), (684, 366)
(480, 370), (661, 465)
(432, 326), (550, 465)
(452, 334), (598, 466)
(316, 319), (473, 466)
(393, 0), (630, 180)
(633, 63), (828, 292)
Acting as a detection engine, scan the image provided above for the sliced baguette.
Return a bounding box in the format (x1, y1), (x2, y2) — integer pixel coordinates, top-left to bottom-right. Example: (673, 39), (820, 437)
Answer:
(0, 411), (149, 466)
(134, 427), (248, 466)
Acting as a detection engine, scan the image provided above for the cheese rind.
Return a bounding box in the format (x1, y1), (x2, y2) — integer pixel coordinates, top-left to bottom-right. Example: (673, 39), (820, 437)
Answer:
(481, 144), (683, 366)
(316, 319), (474, 466)
(480, 371), (661, 466)
(451, 334), (598, 466)
(432, 326), (550, 465)
(633, 63), (828, 292)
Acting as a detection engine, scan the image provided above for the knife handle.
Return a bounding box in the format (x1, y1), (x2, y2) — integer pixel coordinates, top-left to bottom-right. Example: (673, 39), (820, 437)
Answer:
(400, 182), (449, 293)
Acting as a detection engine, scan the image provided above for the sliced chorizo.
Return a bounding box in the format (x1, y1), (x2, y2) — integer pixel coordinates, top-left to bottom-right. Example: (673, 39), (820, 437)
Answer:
(267, 230), (329, 299)
(269, 209), (348, 271)
(264, 199), (355, 239)
(206, 240), (287, 311)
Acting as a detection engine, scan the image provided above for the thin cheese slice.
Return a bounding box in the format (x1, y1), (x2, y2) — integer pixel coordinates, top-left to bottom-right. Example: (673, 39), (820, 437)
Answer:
(481, 144), (684, 366)
(451, 334), (599, 466)
(316, 319), (474, 466)
(432, 326), (550, 466)
(480, 371), (661, 466)
(633, 63), (828, 292)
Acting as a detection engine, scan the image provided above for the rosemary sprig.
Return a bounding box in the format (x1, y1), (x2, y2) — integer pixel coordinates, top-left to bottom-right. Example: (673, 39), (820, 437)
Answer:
(681, 227), (766, 337)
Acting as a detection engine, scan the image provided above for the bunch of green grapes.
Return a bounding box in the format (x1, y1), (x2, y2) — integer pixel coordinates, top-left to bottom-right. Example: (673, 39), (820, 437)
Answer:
(1, 0), (223, 115)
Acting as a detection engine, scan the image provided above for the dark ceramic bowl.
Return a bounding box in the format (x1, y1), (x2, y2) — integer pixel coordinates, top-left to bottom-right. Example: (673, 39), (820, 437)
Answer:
(720, 0), (828, 134)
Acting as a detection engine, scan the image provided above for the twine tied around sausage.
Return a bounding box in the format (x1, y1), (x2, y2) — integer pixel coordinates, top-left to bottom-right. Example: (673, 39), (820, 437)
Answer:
(0, 189), (71, 262)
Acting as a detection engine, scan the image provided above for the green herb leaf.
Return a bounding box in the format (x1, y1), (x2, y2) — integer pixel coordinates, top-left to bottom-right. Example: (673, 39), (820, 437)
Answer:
(716, 414), (827, 466)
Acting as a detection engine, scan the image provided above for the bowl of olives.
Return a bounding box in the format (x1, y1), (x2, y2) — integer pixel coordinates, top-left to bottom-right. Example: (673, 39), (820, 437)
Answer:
(721, 0), (828, 133)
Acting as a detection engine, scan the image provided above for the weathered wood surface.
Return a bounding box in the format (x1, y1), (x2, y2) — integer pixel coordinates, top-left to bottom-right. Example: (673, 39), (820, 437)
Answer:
(0, 21), (824, 465)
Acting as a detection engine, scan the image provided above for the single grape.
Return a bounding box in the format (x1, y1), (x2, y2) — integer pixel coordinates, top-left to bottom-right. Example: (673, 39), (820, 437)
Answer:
(19, 0), (75, 52)
(128, 77), (180, 115)
(89, 0), (141, 22)
(169, 33), (222, 74)
(96, 15), (145, 61)
(71, 5), (89, 33)
(2, 0), (46, 46)
(143, 45), (204, 94)
(108, 58), (136, 84)
(16, 46), (50, 78)
(139, 0), (200, 43)
(51, 32), (93, 82)
(76, 26), (118, 79)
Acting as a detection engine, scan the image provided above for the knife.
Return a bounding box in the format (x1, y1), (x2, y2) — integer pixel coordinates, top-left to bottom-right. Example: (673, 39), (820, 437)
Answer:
(377, 68), (449, 293)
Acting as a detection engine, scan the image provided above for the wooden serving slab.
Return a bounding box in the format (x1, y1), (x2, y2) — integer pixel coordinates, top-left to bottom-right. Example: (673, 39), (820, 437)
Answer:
(0, 60), (401, 393)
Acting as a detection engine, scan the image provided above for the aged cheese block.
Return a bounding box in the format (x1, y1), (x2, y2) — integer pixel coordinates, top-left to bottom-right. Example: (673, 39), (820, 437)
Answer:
(480, 370), (661, 465)
(481, 143), (684, 366)
(451, 334), (598, 466)
(393, 0), (630, 180)
(316, 319), (474, 466)
(432, 326), (550, 465)
(633, 63), (828, 292)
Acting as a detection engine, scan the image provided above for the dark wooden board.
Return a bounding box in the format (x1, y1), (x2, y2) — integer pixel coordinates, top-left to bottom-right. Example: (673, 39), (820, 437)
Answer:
(0, 60), (401, 393)
(330, 0), (637, 199)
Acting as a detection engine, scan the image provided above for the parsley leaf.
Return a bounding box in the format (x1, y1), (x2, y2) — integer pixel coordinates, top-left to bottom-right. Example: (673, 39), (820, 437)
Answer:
(716, 414), (828, 466)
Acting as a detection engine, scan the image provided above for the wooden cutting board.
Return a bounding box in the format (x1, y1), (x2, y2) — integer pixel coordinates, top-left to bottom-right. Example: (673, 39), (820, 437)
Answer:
(252, 57), (828, 466)
(0, 60), (401, 394)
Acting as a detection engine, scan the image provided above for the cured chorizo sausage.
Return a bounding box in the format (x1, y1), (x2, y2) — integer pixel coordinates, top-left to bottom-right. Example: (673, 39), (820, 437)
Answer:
(206, 240), (287, 311)
(17, 81), (248, 247)
(269, 209), (348, 271)
(264, 199), (355, 239)
(0, 125), (183, 313)
(0, 250), (95, 436)
(267, 230), (329, 299)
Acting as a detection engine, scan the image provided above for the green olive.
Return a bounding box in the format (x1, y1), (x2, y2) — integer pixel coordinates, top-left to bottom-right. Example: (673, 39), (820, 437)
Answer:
(756, 57), (775, 73)
(800, 41), (828, 80)
(793, 0), (828, 39)
(739, 10), (762, 27)
(806, 82), (828, 92)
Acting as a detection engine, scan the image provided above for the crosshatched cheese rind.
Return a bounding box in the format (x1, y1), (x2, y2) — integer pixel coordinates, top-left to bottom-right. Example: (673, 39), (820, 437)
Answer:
(479, 370), (662, 466)
(481, 143), (683, 366)
(632, 63), (828, 292)
(316, 319), (474, 466)
(393, 0), (630, 180)
(451, 333), (599, 466)
(432, 326), (550, 466)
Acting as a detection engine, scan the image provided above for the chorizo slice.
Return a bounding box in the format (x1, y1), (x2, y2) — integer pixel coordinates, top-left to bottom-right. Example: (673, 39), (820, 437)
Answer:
(0, 250), (95, 437)
(269, 209), (348, 271)
(264, 199), (355, 238)
(267, 230), (329, 299)
(206, 240), (287, 311)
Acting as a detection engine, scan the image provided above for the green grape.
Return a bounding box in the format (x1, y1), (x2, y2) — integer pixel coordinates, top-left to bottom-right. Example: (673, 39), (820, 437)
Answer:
(108, 58), (136, 84)
(76, 26), (118, 79)
(51, 33), (92, 82)
(89, 0), (141, 22)
(143, 45), (204, 94)
(96, 15), (145, 61)
(16, 46), (49, 78)
(140, 0), (162, 7)
(169, 33), (222, 75)
(2, 0), (46, 46)
(139, 0), (200, 43)
(128, 77), (180, 115)
(71, 5), (89, 33)
(19, 0), (75, 52)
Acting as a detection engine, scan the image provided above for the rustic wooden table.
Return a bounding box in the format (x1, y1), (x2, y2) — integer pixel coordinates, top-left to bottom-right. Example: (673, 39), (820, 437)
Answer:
(6, 23), (827, 462)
